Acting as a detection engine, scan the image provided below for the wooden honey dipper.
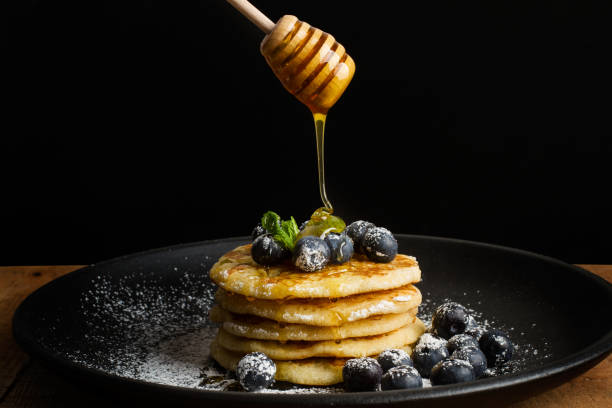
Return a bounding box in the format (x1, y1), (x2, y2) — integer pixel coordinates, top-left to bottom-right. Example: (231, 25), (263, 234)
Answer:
(226, 0), (355, 114)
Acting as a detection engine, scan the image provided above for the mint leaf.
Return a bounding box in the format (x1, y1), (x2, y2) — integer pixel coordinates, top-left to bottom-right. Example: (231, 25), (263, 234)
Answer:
(259, 211), (300, 251)
(280, 217), (300, 250)
(261, 211), (281, 233)
(275, 231), (293, 251)
(286, 216), (299, 240)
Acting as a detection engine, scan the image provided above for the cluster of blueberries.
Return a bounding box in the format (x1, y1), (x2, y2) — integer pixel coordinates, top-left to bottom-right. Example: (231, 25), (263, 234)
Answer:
(343, 302), (515, 390)
(251, 220), (398, 272)
(233, 302), (514, 392)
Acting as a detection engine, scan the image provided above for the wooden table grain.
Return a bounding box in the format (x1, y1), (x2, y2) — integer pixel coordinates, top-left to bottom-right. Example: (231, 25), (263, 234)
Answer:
(0, 265), (610, 407)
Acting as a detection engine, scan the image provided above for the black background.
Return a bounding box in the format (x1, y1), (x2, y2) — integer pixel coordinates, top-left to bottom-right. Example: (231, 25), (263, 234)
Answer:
(3, 1), (610, 265)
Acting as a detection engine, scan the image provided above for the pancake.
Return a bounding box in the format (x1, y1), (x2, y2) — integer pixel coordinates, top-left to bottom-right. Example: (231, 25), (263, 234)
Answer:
(209, 244), (421, 300)
(215, 318), (426, 360)
(210, 340), (415, 386)
(210, 305), (418, 341)
(215, 284), (421, 326)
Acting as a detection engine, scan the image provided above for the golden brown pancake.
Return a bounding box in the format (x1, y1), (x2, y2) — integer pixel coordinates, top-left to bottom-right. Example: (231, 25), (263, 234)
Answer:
(210, 305), (418, 341)
(210, 340), (415, 386)
(209, 244), (421, 300)
(215, 284), (421, 326)
(214, 318), (426, 360)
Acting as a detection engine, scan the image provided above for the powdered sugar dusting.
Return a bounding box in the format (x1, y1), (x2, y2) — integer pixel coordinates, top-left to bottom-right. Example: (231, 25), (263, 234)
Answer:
(57, 263), (349, 394)
(439, 358), (473, 370)
(344, 357), (381, 371)
(393, 295), (412, 302)
(132, 327), (218, 388)
(237, 352), (275, 386)
(414, 333), (447, 353)
(378, 349), (411, 367)
(47, 254), (551, 394)
(294, 239), (329, 272)
(418, 297), (552, 376)
(348, 300), (395, 321)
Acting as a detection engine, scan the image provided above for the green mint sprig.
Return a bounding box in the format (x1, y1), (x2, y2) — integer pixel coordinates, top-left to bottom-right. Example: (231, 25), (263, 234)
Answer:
(261, 211), (300, 251)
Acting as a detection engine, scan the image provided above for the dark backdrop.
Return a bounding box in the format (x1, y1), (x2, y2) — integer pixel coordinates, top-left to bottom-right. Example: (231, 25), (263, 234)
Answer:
(3, 1), (610, 265)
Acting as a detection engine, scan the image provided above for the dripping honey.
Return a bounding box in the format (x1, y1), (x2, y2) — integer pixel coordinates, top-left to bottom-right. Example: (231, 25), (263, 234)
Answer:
(313, 112), (332, 212)
(260, 15), (355, 213)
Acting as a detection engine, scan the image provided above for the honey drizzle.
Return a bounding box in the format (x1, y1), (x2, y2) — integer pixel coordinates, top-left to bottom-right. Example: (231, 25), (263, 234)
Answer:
(263, 18), (355, 213)
(313, 112), (332, 212)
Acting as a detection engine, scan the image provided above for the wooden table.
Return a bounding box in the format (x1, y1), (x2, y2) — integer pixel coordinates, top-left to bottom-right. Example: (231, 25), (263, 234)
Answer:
(1, 265), (610, 407)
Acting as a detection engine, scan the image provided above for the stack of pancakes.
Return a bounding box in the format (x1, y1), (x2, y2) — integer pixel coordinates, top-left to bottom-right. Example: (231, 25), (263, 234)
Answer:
(209, 244), (425, 386)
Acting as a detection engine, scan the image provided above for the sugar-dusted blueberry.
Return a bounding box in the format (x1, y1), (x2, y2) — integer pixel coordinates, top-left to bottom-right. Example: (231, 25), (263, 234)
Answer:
(430, 358), (476, 385)
(412, 333), (450, 378)
(377, 348), (413, 373)
(236, 352), (276, 391)
(324, 232), (354, 264)
(342, 357), (383, 392)
(292, 236), (330, 272)
(451, 346), (488, 378)
(381, 365), (422, 390)
(345, 221), (375, 253)
(466, 315), (478, 330)
(465, 325), (486, 342)
(362, 227), (398, 263)
(479, 329), (514, 367)
(447, 334), (479, 354)
(251, 224), (266, 241)
(251, 234), (289, 266)
(431, 302), (471, 339)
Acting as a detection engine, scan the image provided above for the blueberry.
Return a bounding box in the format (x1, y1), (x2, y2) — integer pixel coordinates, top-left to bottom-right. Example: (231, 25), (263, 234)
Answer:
(451, 346), (488, 378)
(345, 221), (375, 253)
(342, 357), (383, 392)
(236, 352), (276, 391)
(431, 302), (471, 339)
(251, 234), (289, 266)
(251, 224), (266, 241)
(362, 227), (398, 263)
(324, 232), (354, 264)
(430, 358), (476, 385)
(466, 315), (478, 330)
(252, 218), (281, 241)
(479, 329), (514, 367)
(292, 236), (330, 272)
(447, 334), (479, 354)
(412, 333), (449, 378)
(381, 365), (422, 390)
(464, 325), (486, 342)
(377, 349), (413, 373)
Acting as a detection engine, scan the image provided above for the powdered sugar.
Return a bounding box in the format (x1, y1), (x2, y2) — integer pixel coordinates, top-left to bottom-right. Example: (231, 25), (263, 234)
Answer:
(418, 298), (552, 376)
(58, 265), (353, 394)
(393, 295), (412, 302)
(52, 259), (550, 394)
(131, 327), (218, 388)
(386, 365), (419, 378)
(347, 300), (395, 321)
(438, 358), (473, 370)
(414, 333), (447, 353)
(377, 348), (412, 373)
(236, 352), (276, 388)
(344, 357), (381, 371)
(293, 238), (329, 272)
(363, 227), (394, 248)
(258, 386), (343, 394)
